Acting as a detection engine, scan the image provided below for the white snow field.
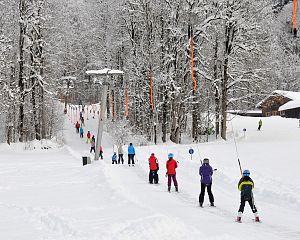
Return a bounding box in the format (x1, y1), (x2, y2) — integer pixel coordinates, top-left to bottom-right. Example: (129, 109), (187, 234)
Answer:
(1, 113), (300, 240)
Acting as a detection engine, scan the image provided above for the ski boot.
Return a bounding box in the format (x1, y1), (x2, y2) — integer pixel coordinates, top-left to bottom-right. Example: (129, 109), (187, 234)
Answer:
(175, 186), (178, 192)
(199, 202), (203, 208)
(236, 212), (242, 223)
(254, 212), (260, 222)
(210, 202), (215, 207)
(168, 186), (171, 192)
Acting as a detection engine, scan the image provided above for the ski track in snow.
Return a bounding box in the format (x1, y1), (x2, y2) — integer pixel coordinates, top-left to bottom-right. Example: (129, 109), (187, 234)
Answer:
(1, 114), (300, 239)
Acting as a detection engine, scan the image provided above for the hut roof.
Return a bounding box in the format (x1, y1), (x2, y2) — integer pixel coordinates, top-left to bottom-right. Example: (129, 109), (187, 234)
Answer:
(256, 90), (300, 108)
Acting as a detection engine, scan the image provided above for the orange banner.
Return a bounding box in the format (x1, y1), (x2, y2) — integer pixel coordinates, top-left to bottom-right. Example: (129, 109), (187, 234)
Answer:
(293, 0), (297, 29)
(190, 37), (197, 91)
(125, 87), (129, 117)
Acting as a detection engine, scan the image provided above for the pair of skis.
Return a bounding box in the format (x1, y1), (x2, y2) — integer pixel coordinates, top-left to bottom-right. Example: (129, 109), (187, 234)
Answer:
(199, 204), (261, 223)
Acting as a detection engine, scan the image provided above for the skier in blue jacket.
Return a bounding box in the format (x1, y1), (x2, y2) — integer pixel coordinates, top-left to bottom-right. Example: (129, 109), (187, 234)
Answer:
(127, 143), (135, 166)
(199, 158), (214, 207)
(79, 127), (84, 138)
(112, 152), (117, 164)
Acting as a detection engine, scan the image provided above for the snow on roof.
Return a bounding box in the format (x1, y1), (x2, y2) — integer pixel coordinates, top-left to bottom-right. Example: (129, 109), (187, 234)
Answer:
(273, 90), (300, 101)
(227, 110), (262, 114)
(256, 90), (300, 108)
(279, 101), (300, 111)
(61, 76), (76, 81)
(86, 69), (124, 75)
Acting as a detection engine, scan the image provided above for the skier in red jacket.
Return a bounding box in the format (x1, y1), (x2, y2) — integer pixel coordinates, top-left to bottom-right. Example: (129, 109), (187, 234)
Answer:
(148, 153), (159, 184)
(166, 153), (178, 192)
(75, 121), (80, 133)
(86, 131), (91, 143)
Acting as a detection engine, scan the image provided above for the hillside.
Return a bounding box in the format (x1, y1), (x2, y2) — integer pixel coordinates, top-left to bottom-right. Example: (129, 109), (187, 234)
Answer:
(1, 114), (300, 240)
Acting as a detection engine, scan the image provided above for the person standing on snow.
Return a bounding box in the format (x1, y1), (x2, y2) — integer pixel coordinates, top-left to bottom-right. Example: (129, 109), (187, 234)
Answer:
(118, 144), (124, 164)
(86, 131), (91, 143)
(199, 158), (215, 207)
(90, 139), (96, 153)
(258, 119), (262, 131)
(75, 121), (80, 133)
(166, 153), (178, 192)
(127, 143), (135, 166)
(112, 152), (118, 164)
(236, 169), (260, 223)
(100, 146), (103, 160)
(79, 126), (84, 138)
(148, 153), (159, 184)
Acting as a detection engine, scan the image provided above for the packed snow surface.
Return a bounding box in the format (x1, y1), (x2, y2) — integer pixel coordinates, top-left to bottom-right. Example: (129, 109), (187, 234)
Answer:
(1, 113), (300, 240)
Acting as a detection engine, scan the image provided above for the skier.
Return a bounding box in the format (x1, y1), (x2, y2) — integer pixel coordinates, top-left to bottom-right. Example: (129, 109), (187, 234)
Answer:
(99, 146), (103, 160)
(79, 126), (84, 138)
(236, 169), (260, 223)
(258, 119), (262, 131)
(148, 153), (159, 184)
(86, 131), (91, 143)
(199, 158), (214, 207)
(75, 121), (80, 133)
(90, 139), (96, 153)
(81, 116), (85, 126)
(118, 144), (124, 164)
(91, 135), (95, 143)
(112, 152), (118, 164)
(127, 143), (135, 166)
(166, 153), (178, 192)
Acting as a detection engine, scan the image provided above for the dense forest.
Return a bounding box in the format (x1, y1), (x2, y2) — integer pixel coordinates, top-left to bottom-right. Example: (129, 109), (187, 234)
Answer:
(1, 0), (300, 144)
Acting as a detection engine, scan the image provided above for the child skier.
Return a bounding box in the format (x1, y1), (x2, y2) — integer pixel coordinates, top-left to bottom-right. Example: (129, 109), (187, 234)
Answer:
(86, 131), (91, 143)
(148, 153), (159, 184)
(166, 153), (178, 192)
(90, 139), (96, 153)
(79, 126), (84, 138)
(75, 121), (80, 133)
(236, 169), (260, 223)
(100, 146), (103, 160)
(199, 158), (215, 207)
(112, 152), (117, 164)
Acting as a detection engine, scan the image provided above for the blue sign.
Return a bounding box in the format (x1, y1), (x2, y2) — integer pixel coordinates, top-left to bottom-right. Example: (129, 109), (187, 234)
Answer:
(189, 148), (194, 155)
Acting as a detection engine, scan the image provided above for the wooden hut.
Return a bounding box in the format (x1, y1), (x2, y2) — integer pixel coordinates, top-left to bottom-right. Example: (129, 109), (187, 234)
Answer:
(256, 90), (300, 118)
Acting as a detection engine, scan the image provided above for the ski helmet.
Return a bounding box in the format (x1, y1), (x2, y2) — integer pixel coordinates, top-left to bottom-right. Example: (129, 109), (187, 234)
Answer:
(151, 153), (155, 156)
(243, 169), (250, 177)
(203, 158), (209, 164)
(168, 153), (174, 159)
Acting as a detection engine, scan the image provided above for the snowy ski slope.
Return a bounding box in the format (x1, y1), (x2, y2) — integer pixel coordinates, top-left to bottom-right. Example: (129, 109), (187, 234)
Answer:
(0, 113), (300, 240)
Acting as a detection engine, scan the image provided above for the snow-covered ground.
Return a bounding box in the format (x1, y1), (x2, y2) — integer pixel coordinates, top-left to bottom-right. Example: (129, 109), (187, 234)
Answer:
(1, 113), (300, 240)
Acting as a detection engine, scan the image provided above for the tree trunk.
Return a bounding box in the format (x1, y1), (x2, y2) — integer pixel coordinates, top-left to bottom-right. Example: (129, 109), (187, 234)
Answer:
(213, 37), (220, 138)
(18, 0), (26, 142)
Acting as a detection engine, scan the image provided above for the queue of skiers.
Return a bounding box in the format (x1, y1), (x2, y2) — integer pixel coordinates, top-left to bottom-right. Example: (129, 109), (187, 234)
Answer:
(74, 115), (102, 156)
(146, 152), (259, 222)
(72, 110), (260, 223)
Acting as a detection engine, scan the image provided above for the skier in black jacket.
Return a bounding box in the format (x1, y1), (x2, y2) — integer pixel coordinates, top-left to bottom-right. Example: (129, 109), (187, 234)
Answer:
(236, 169), (260, 222)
